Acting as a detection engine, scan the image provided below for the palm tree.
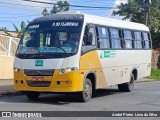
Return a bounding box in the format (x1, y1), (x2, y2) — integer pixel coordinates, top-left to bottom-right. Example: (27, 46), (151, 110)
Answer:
(13, 21), (27, 38)
(5, 21), (28, 38)
(0, 27), (8, 31)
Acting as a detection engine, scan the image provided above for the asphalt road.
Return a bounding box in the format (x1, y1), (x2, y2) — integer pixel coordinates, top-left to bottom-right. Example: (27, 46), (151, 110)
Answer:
(0, 81), (160, 120)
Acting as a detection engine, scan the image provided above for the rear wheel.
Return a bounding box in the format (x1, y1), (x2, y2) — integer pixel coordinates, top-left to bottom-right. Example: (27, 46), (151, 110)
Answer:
(79, 78), (92, 102)
(118, 73), (134, 92)
(26, 91), (40, 100)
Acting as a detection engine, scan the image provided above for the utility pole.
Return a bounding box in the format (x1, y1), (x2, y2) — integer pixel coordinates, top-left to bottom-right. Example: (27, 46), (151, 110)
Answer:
(144, 0), (151, 25)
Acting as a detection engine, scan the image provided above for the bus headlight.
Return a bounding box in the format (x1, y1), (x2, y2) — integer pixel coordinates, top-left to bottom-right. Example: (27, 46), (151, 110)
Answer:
(59, 67), (78, 74)
(14, 67), (20, 74)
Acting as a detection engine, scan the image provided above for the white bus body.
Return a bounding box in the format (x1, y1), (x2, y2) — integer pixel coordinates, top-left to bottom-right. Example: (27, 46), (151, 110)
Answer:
(14, 12), (151, 102)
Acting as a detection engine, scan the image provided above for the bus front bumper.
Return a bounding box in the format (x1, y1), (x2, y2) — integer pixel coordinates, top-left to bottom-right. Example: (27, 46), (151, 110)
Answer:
(14, 69), (85, 93)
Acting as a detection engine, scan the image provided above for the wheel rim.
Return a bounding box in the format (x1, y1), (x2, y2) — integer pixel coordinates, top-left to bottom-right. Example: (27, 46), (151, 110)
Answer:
(84, 83), (91, 99)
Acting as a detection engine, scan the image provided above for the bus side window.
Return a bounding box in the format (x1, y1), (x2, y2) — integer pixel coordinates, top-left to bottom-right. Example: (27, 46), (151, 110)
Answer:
(97, 26), (110, 49)
(110, 28), (121, 49)
(143, 32), (151, 49)
(123, 30), (133, 49)
(134, 31), (143, 49)
(82, 26), (96, 53)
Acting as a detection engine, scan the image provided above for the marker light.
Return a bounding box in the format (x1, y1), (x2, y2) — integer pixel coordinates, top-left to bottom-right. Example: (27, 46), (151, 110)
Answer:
(14, 67), (20, 74)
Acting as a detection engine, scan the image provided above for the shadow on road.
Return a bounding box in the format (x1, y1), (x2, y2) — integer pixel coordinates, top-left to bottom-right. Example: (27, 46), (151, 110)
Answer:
(0, 88), (121, 105)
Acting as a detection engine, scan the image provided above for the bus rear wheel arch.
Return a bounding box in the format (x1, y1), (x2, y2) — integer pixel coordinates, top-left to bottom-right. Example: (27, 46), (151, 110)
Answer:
(118, 73), (135, 92)
(132, 69), (138, 80)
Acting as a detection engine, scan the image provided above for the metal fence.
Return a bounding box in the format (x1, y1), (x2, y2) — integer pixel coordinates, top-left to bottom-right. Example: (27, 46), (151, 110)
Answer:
(0, 34), (19, 57)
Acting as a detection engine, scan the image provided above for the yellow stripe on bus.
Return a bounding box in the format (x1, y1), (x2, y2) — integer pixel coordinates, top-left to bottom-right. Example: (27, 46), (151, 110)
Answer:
(80, 50), (108, 88)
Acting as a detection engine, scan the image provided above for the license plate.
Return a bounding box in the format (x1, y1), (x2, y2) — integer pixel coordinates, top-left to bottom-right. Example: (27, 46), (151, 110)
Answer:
(32, 77), (44, 81)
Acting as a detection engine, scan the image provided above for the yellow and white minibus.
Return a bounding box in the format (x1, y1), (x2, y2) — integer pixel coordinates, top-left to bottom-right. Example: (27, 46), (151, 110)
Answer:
(14, 12), (151, 102)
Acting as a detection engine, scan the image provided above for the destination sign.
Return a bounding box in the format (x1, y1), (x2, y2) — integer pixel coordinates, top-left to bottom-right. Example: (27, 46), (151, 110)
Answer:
(52, 22), (79, 27)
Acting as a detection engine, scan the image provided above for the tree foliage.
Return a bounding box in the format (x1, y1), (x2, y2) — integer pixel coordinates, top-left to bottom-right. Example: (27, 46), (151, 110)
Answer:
(13, 21), (27, 38)
(4, 21), (28, 38)
(41, 8), (49, 16)
(0, 27), (8, 31)
(112, 0), (160, 49)
(42, 1), (69, 16)
(0, 27), (10, 37)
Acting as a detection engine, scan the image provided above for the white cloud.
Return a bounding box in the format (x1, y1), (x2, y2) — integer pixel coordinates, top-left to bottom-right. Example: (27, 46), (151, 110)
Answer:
(114, 0), (128, 6)
(106, 0), (128, 19)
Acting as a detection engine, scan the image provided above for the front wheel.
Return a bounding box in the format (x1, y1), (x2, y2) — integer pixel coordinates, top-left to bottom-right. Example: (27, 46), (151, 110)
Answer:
(79, 78), (92, 102)
(26, 91), (40, 100)
(118, 73), (135, 92)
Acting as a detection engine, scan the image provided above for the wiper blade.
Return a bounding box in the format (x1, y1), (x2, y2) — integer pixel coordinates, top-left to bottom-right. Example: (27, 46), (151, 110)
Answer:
(51, 45), (69, 57)
(27, 54), (41, 59)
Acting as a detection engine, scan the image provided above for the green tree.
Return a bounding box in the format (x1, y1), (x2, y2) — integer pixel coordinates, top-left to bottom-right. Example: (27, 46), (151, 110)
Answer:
(0, 27), (9, 37)
(112, 0), (160, 49)
(5, 21), (28, 38)
(13, 21), (27, 38)
(0, 27), (8, 31)
(42, 1), (69, 16)
(112, 0), (144, 23)
(42, 8), (49, 16)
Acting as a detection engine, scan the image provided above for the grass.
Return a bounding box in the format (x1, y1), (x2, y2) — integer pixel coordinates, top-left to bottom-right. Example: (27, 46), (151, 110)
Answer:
(147, 69), (160, 81)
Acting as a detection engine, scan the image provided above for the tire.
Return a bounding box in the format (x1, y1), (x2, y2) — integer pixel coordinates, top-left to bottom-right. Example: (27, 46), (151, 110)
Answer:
(26, 91), (40, 100)
(118, 73), (135, 92)
(79, 78), (92, 102)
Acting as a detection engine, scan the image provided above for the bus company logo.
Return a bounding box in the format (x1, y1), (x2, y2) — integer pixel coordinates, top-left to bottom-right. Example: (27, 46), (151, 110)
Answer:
(2, 112), (11, 117)
(100, 50), (116, 59)
(36, 71), (41, 75)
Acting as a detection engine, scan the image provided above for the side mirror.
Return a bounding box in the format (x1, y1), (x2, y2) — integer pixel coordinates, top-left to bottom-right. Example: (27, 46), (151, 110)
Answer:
(83, 35), (87, 46)
(86, 32), (93, 45)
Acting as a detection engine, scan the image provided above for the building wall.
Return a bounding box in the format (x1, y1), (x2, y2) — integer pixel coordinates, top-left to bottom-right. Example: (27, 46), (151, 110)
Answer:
(0, 56), (14, 79)
(152, 50), (160, 68)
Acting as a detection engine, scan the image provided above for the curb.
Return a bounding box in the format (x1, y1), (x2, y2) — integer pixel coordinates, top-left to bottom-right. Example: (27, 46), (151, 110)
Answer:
(136, 78), (158, 83)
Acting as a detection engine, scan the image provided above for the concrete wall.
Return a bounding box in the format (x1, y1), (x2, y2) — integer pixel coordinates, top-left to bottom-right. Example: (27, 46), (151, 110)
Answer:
(0, 56), (14, 79)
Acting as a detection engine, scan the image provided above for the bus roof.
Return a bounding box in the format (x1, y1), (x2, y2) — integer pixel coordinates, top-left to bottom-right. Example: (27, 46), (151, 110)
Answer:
(83, 13), (149, 32)
(30, 11), (149, 32)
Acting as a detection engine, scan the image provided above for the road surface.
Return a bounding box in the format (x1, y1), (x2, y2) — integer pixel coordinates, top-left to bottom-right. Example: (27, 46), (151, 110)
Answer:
(0, 81), (160, 120)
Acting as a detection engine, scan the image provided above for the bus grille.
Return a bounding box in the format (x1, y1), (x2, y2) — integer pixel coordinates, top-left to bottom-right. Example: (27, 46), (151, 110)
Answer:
(27, 81), (51, 87)
(24, 69), (54, 76)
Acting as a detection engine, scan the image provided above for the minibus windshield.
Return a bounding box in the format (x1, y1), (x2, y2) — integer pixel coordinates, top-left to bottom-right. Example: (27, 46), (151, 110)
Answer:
(16, 20), (83, 59)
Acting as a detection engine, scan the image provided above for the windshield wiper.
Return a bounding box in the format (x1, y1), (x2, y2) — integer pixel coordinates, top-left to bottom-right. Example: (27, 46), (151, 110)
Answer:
(48, 45), (69, 57)
(21, 45), (69, 59)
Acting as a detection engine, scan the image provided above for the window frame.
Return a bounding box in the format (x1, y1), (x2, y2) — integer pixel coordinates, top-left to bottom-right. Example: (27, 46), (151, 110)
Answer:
(81, 23), (152, 54)
(96, 25), (111, 49)
(133, 31), (143, 49)
(109, 27), (123, 49)
(142, 32), (151, 49)
(122, 29), (134, 49)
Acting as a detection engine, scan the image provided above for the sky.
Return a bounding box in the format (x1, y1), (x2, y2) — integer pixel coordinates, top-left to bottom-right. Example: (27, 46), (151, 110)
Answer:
(0, 0), (127, 31)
